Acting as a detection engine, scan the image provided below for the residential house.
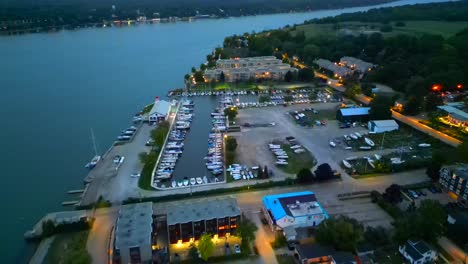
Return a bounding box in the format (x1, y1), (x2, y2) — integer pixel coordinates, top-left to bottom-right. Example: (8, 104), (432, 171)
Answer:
(398, 239), (437, 264)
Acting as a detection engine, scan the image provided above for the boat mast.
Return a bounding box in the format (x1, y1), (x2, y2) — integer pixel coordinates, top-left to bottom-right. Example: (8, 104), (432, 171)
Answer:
(90, 128), (98, 156)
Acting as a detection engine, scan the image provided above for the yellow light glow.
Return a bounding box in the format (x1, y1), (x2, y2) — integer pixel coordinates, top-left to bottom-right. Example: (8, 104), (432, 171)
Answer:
(177, 240), (182, 246)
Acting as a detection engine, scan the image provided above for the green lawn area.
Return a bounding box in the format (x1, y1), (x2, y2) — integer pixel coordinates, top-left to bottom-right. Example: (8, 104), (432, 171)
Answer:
(290, 20), (468, 39)
(276, 254), (296, 264)
(44, 231), (91, 264)
(277, 143), (316, 174)
(193, 82), (258, 91)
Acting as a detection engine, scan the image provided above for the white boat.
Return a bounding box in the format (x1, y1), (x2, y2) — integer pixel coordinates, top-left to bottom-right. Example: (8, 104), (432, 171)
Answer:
(85, 155), (101, 169)
(290, 145), (301, 149)
(329, 141), (336, 147)
(418, 143), (431, 148)
(249, 171), (254, 178)
(294, 149), (305, 153)
(277, 155), (289, 159)
(183, 179), (189, 186)
(177, 181), (183, 187)
(374, 154), (381, 160)
(190, 178), (196, 185)
(350, 134), (358, 140)
(342, 160), (352, 168)
(368, 159), (375, 168)
(171, 181), (177, 188)
(343, 135), (351, 141)
(276, 161), (288, 165)
(359, 146), (372, 150)
(355, 132), (362, 138)
(195, 177), (203, 185)
(203, 176), (208, 184)
(364, 137), (375, 147)
(391, 157), (405, 164)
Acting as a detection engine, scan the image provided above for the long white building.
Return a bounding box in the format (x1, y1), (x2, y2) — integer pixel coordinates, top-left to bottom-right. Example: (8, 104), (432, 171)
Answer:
(204, 56), (297, 82)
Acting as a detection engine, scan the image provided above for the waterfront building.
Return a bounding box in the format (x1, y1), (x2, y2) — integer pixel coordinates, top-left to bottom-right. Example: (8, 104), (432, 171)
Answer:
(336, 107), (371, 123)
(262, 191), (329, 240)
(204, 56), (297, 82)
(437, 102), (468, 131)
(148, 97), (171, 122)
(113, 202), (154, 264)
(439, 164), (468, 202)
(167, 197), (241, 244)
(368, 120), (399, 133)
(339, 56), (375, 73)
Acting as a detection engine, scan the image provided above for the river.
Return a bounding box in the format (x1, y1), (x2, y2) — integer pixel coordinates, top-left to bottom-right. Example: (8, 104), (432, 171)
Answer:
(0, 0), (453, 262)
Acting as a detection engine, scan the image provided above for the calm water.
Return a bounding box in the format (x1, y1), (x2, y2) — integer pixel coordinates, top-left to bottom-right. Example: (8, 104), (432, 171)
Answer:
(0, 0), (453, 262)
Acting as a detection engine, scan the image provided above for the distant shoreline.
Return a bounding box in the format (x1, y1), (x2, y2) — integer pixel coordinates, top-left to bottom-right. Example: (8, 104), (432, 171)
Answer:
(0, 0), (397, 36)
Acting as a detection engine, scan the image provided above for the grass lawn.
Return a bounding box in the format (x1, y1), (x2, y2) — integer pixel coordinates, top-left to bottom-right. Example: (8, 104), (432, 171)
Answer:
(44, 231), (91, 264)
(290, 20), (468, 39)
(278, 144), (316, 174)
(373, 246), (405, 264)
(276, 254), (296, 264)
(142, 103), (154, 114)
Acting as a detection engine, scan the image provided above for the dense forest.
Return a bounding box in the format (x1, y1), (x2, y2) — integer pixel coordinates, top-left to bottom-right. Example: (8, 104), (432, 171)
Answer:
(217, 1), (468, 106)
(0, 0), (393, 32)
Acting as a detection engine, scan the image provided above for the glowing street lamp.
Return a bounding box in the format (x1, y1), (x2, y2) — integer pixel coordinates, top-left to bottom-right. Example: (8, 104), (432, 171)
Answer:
(456, 84), (463, 89)
(432, 85), (441, 91)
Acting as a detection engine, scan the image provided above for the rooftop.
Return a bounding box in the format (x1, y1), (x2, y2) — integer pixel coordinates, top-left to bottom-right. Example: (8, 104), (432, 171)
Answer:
(339, 107), (370, 116)
(296, 244), (355, 263)
(340, 56), (375, 72)
(403, 239), (434, 261)
(149, 99), (171, 116)
(369, 120), (399, 127)
(115, 202), (153, 250)
(437, 103), (468, 122)
(167, 197), (240, 225)
(314, 59), (352, 76)
(216, 56), (279, 64)
(453, 164), (468, 181)
(263, 191), (327, 220)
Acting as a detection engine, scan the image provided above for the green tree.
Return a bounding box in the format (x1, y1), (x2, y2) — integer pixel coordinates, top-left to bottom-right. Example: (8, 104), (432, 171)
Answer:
(237, 216), (258, 253)
(296, 168), (314, 183)
(424, 92), (443, 112)
(259, 95), (271, 103)
(316, 216), (364, 251)
(314, 163), (334, 181)
(404, 96), (421, 115)
(298, 68), (315, 82)
(457, 141), (468, 163)
(194, 71), (205, 83)
(380, 24), (393, 32)
(344, 84), (362, 99)
(363, 226), (390, 247)
(184, 74), (190, 80)
(224, 107), (238, 120)
(200, 63), (207, 71)
(220, 71), (226, 83)
(188, 245), (200, 263)
(198, 234), (215, 261)
(226, 137), (238, 152)
(426, 162), (441, 182)
(284, 70), (293, 82)
(283, 95), (294, 102)
(308, 91), (317, 101)
(369, 95), (393, 120)
(191, 67), (197, 73)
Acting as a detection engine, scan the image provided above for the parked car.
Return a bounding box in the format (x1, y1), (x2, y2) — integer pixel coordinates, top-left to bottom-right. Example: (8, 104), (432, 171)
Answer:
(234, 244), (241, 254)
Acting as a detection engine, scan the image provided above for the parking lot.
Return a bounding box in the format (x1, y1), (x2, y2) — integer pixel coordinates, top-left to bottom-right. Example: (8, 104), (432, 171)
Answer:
(234, 103), (392, 182)
(81, 122), (154, 205)
(399, 186), (455, 209)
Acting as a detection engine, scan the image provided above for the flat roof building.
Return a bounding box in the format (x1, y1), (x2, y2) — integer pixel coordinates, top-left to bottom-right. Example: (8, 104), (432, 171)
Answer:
(437, 102), (468, 130)
(167, 197), (241, 244)
(262, 191), (328, 240)
(340, 56), (375, 73)
(295, 244), (355, 264)
(113, 202), (154, 264)
(148, 98), (171, 122)
(314, 59), (352, 77)
(336, 107), (371, 123)
(368, 120), (399, 133)
(399, 239), (437, 264)
(204, 56), (297, 82)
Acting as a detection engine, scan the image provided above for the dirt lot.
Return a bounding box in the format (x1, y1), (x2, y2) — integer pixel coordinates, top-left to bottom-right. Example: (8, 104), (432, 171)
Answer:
(234, 103), (396, 182)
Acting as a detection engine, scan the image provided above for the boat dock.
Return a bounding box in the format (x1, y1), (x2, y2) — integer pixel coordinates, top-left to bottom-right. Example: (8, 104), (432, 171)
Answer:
(61, 201), (79, 206)
(67, 189), (84, 194)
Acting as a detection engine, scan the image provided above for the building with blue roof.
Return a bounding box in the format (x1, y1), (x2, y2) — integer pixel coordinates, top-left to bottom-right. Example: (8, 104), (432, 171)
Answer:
(262, 191), (329, 236)
(336, 107), (371, 123)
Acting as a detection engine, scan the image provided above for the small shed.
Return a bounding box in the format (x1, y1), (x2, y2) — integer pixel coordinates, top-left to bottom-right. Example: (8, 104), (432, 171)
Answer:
(336, 107), (370, 123)
(368, 120), (399, 133)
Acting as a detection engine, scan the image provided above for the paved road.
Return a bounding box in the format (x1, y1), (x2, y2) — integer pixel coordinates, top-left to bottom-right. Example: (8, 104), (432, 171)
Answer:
(438, 237), (468, 264)
(391, 110), (461, 147)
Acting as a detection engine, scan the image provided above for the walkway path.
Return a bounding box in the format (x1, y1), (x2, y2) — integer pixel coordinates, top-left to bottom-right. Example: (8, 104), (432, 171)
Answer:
(28, 236), (55, 264)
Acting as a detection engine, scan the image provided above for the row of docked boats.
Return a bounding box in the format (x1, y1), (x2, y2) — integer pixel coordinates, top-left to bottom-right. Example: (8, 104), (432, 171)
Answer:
(184, 90), (251, 97)
(116, 125), (138, 141)
(205, 131), (224, 176)
(171, 176), (209, 188)
(227, 164), (257, 181)
(154, 100), (194, 180)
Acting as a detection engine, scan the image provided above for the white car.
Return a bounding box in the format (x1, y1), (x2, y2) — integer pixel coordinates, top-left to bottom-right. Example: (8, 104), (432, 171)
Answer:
(234, 244), (241, 254)
(130, 173), (141, 178)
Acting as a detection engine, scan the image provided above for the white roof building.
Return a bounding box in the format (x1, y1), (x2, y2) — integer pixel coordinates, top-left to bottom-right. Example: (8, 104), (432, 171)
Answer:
(368, 120), (399, 133)
(148, 99), (171, 121)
